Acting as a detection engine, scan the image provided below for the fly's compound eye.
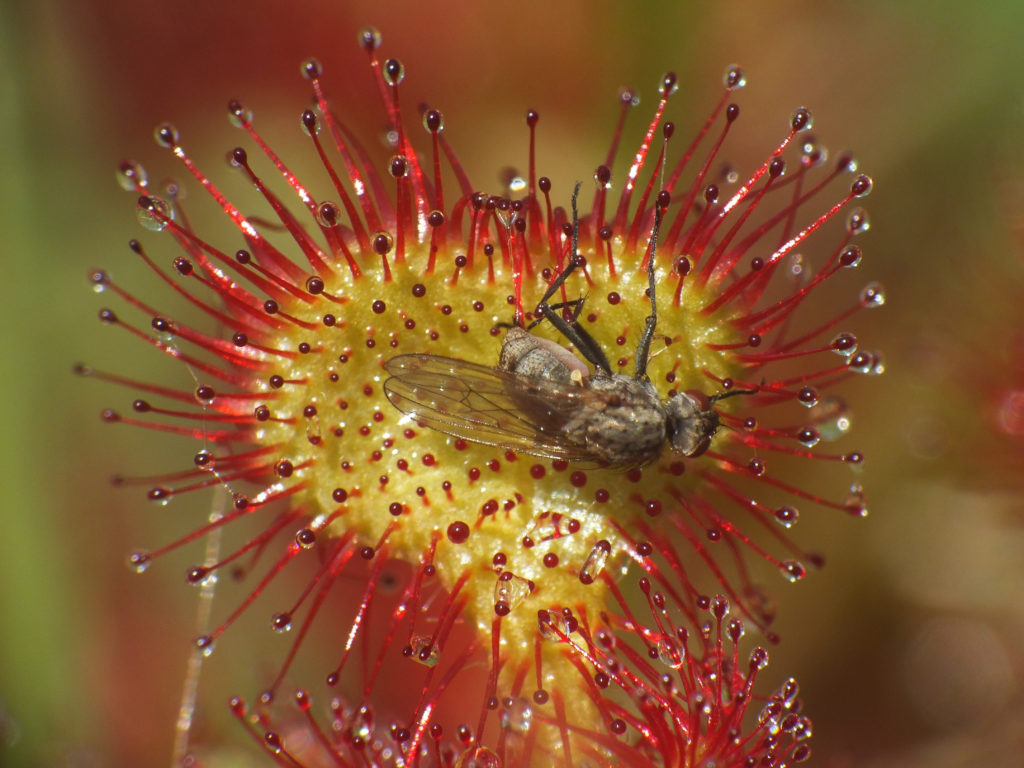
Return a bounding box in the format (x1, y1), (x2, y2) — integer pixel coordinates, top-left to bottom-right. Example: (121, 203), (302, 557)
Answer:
(682, 389), (711, 411)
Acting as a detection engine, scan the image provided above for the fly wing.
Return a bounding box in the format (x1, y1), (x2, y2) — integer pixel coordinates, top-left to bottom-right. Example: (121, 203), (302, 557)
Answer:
(383, 353), (602, 461)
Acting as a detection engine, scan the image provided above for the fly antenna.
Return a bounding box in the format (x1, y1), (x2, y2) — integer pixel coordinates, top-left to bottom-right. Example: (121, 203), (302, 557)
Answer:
(708, 380), (762, 405)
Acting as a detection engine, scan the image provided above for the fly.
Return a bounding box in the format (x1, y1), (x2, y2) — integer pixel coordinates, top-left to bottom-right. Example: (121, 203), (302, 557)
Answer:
(383, 184), (755, 468)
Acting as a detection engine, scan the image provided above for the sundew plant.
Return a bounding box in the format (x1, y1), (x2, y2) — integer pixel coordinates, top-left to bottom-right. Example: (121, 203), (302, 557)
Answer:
(86, 27), (881, 768)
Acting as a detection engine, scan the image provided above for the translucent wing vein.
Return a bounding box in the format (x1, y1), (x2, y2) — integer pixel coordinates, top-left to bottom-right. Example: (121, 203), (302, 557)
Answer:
(383, 354), (600, 461)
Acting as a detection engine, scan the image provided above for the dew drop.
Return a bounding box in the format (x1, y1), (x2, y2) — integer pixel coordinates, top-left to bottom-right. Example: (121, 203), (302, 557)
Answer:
(774, 506), (799, 528)
(750, 647), (769, 670)
(536, 612), (557, 641)
(790, 107), (812, 132)
(723, 64), (746, 90)
(372, 231), (394, 255)
(579, 540), (611, 585)
(494, 571), (532, 612)
(383, 58), (404, 87)
(390, 155), (409, 178)
(839, 246), (863, 270)
(137, 195), (173, 231)
(116, 160), (147, 191)
(359, 27), (381, 52)
(304, 277), (325, 297)
(851, 174), (873, 197)
(796, 386), (819, 407)
(830, 332), (858, 356)
(859, 282), (885, 308)
(147, 486), (171, 506)
(801, 137), (827, 167)
(194, 635), (216, 657)
(300, 109), (320, 136)
(867, 350), (886, 375)
(711, 594), (730, 619)
(658, 72), (678, 99)
(847, 208), (870, 234)
(88, 269), (108, 293)
(127, 550), (151, 573)
(848, 351), (873, 374)
(500, 697), (533, 734)
(226, 99), (253, 128)
(153, 122), (179, 148)
(594, 165), (612, 189)
(423, 109), (444, 133)
(797, 427), (820, 447)
(271, 612), (292, 633)
(300, 57), (322, 81)
(788, 252), (808, 284)
(758, 700), (781, 729)
(316, 201), (342, 228)
(446, 521), (470, 544)
(728, 618), (745, 643)
(408, 633), (440, 667)
(780, 677), (800, 703)
(455, 746), (500, 768)
(845, 485), (867, 517)
(656, 638), (683, 669)
(264, 731), (282, 754)
(779, 560), (806, 583)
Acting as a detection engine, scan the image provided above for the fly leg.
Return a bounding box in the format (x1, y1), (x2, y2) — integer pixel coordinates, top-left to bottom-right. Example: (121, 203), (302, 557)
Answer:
(527, 297), (585, 329)
(532, 182), (613, 374)
(633, 197), (667, 381)
(533, 181), (585, 317)
(499, 296), (585, 333)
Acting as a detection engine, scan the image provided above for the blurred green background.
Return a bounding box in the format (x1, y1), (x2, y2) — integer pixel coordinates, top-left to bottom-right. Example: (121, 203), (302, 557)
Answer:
(3, 0), (1023, 765)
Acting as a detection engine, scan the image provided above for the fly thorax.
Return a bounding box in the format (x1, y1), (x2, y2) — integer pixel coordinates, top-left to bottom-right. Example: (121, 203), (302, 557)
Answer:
(665, 391), (720, 458)
(574, 376), (666, 465)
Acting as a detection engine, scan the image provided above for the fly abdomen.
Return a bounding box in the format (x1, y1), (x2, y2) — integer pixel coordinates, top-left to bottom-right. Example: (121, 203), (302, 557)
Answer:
(500, 326), (589, 386)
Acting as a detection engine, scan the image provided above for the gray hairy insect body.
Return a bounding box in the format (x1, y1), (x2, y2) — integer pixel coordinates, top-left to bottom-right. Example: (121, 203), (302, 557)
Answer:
(561, 370), (667, 466)
(382, 184), (749, 468)
(497, 326), (704, 467)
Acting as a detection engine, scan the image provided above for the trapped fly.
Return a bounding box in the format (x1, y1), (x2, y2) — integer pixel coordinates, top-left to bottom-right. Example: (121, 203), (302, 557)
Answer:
(383, 185), (755, 468)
